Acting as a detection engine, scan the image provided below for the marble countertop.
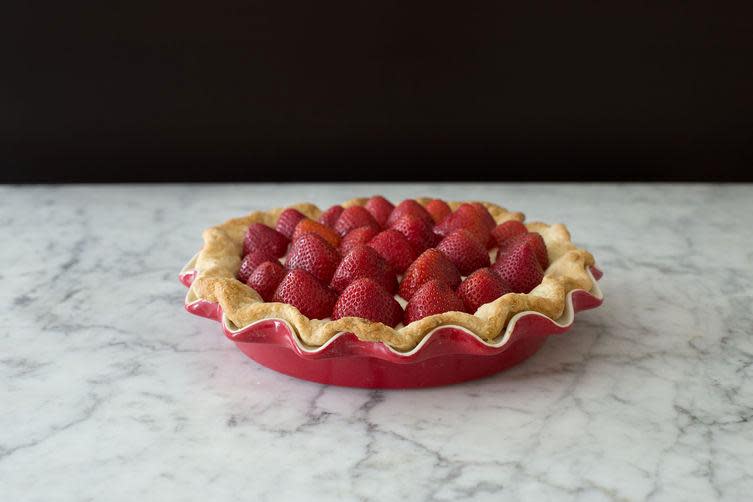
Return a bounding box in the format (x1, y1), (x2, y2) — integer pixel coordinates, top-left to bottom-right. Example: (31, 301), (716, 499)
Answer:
(2, 183), (752, 501)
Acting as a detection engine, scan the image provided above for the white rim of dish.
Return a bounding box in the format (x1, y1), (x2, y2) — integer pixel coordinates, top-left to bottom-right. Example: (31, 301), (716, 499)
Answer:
(180, 253), (603, 357)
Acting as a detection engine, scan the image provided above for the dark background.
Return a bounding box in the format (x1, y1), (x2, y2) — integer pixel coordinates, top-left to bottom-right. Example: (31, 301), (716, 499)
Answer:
(3, 1), (752, 182)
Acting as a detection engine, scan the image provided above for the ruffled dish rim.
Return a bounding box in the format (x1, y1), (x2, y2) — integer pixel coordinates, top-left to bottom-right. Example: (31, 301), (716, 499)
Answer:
(181, 254), (603, 358)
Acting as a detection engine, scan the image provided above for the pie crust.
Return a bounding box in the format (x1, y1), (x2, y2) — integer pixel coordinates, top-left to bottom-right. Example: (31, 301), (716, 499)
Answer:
(187, 198), (596, 351)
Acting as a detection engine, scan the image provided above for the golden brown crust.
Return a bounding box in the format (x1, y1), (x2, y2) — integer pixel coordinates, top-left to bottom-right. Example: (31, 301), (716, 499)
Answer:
(188, 199), (596, 351)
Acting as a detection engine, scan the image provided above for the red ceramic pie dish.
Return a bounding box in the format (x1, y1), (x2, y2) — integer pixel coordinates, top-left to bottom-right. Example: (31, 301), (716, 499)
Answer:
(180, 256), (603, 388)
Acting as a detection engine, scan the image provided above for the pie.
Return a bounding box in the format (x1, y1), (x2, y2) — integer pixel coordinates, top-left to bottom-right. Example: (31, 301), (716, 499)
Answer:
(187, 196), (596, 351)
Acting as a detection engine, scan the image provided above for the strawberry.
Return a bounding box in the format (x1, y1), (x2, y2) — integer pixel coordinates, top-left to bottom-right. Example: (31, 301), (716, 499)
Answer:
(243, 223), (289, 257)
(367, 229), (417, 274)
(399, 248), (461, 300)
(330, 245), (397, 294)
(434, 204), (491, 248)
(457, 268), (511, 313)
(275, 208), (306, 240)
(364, 195), (394, 228)
(386, 199), (434, 227)
(318, 204), (344, 228)
(332, 278), (403, 327)
(404, 279), (465, 324)
(492, 240), (544, 293)
(436, 229), (491, 275)
(425, 199), (452, 224)
(470, 202), (497, 230)
(340, 226), (380, 256)
(334, 206), (380, 236)
(490, 220), (527, 248)
(285, 232), (341, 283)
(292, 219), (341, 248)
(497, 232), (549, 270)
(390, 214), (438, 254)
(273, 269), (337, 319)
(238, 250), (277, 283)
(247, 260), (286, 301)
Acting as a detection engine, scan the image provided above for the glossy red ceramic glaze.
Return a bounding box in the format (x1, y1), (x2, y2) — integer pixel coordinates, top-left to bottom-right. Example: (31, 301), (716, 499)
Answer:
(181, 265), (603, 388)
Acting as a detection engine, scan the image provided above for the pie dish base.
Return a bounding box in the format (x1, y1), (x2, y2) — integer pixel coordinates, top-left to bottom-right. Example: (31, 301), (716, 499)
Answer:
(236, 330), (550, 388)
(180, 257), (603, 388)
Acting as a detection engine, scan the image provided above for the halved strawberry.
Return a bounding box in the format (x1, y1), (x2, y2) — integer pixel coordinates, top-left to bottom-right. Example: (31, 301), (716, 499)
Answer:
(334, 206), (380, 236)
(491, 220), (527, 248)
(399, 248), (461, 300)
(275, 208), (306, 240)
(332, 278), (403, 327)
(285, 232), (341, 283)
(330, 245), (397, 294)
(238, 250), (277, 283)
(247, 260), (286, 301)
(364, 195), (394, 228)
(390, 214), (437, 254)
(425, 199), (452, 224)
(497, 232), (549, 270)
(367, 229), (417, 274)
(492, 241), (544, 293)
(243, 223), (289, 257)
(292, 219), (341, 248)
(340, 226), (380, 256)
(404, 279), (465, 325)
(436, 229), (491, 276)
(318, 205), (344, 228)
(457, 268), (510, 313)
(386, 199), (434, 227)
(273, 269), (337, 319)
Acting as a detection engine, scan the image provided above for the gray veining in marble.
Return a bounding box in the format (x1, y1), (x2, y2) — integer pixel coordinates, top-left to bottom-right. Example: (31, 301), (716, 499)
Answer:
(1, 183), (752, 501)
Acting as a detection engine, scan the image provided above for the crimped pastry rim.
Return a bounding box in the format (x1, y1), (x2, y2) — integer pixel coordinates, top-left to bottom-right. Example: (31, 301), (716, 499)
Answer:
(185, 198), (598, 351)
(182, 254), (602, 356)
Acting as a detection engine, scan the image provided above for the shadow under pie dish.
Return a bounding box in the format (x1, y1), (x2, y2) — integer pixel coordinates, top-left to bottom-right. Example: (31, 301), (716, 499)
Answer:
(180, 197), (604, 388)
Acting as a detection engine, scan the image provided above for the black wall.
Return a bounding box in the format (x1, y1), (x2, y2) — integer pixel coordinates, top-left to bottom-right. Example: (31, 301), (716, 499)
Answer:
(3, 1), (752, 181)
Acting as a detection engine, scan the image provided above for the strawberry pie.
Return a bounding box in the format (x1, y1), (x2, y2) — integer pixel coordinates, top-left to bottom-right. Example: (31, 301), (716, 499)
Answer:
(187, 197), (596, 351)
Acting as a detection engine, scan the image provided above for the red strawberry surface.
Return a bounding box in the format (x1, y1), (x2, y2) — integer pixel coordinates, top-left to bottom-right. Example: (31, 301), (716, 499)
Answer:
(275, 208), (306, 240)
(404, 279), (465, 325)
(318, 205), (344, 228)
(492, 241), (544, 293)
(399, 248), (461, 300)
(390, 214), (438, 254)
(292, 219), (341, 248)
(436, 229), (491, 276)
(470, 202), (497, 230)
(425, 199), (452, 224)
(330, 245), (397, 294)
(340, 226), (380, 256)
(247, 260), (286, 301)
(273, 269), (337, 319)
(491, 220), (527, 248)
(498, 232), (549, 270)
(285, 233), (341, 283)
(238, 250), (278, 283)
(334, 206), (380, 236)
(434, 205), (491, 248)
(243, 223), (290, 257)
(364, 196), (394, 228)
(386, 199), (434, 227)
(332, 278), (403, 327)
(457, 268), (511, 313)
(367, 229), (417, 274)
